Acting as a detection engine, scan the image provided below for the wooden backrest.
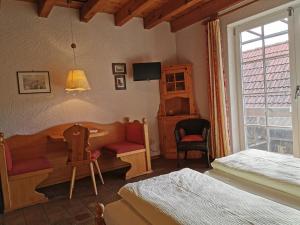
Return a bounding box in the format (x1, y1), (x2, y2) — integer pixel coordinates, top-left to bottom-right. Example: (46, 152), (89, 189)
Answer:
(0, 133), (11, 210)
(6, 121), (126, 162)
(63, 125), (90, 163)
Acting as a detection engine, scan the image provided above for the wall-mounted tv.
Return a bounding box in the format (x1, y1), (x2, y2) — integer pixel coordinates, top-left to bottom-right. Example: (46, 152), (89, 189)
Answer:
(132, 62), (161, 81)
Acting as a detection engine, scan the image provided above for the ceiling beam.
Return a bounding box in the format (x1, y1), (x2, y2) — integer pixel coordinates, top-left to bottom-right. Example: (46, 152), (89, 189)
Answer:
(37, 0), (56, 17)
(115, 0), (152, 26)
(144, 0), (204, 29)
(80, 0), (106, 22)
(170, 0), (245, 32)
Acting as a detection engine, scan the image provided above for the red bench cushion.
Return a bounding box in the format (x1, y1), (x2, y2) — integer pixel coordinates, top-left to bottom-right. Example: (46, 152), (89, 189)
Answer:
(126, 122), (145, 145)
(4, 142), (13, 172)
(104, 141), (145, 154)
(9, 157), (52, 176)
(181, 134), (204, 142)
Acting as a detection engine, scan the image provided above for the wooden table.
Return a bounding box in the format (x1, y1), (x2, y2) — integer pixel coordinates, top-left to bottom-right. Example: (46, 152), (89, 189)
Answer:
(48, 129), (109, 142)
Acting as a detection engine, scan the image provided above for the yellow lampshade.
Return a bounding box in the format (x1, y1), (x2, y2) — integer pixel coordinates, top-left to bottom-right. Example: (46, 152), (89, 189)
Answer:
(65, 69), (91, 92)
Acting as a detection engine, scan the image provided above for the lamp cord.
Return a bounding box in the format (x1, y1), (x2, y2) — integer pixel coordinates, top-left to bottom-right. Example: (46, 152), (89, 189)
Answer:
(68, 0), (77, 67)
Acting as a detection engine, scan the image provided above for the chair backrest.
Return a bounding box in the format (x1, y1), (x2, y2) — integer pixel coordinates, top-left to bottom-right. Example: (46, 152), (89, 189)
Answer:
(125, 120), (145, 145)
(174, 119), (210, 142)
(63, 125), (90, 163)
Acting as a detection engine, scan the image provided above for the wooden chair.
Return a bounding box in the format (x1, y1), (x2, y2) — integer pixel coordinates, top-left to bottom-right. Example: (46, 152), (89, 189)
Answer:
(0, 133), (53, 213)
(63, 125), (104, 199)
(174, 119), (211, 167)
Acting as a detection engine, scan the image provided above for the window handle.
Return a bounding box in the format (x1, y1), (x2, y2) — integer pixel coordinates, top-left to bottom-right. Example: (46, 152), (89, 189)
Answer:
(295, 85), (300, 99)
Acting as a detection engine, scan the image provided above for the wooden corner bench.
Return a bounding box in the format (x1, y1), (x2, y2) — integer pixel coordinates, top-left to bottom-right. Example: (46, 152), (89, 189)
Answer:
(101, 118), (152, 179)
(0, 133), (53, 213)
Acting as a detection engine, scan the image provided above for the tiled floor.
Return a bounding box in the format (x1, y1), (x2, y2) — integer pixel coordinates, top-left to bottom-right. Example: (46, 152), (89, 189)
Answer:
(0, 157), (209, 225)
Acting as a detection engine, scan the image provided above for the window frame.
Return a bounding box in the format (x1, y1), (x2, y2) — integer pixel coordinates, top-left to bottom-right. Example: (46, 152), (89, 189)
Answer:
(232, 10), (298, 155)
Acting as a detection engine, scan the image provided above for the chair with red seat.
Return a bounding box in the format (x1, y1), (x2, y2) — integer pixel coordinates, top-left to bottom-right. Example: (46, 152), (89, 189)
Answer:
(0, 133), (53, 213)
(174, 119), (210, 167)
(63, 124), (104, 199)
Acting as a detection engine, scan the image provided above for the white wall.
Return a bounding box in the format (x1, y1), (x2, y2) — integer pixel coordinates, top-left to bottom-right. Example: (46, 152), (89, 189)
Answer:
(0, 0), (177, 156)
(176, 23), (209, 119)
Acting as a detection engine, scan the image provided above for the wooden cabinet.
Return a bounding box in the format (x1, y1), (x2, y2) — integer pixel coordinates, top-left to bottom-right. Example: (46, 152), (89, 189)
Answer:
(158, 64), (199, 159)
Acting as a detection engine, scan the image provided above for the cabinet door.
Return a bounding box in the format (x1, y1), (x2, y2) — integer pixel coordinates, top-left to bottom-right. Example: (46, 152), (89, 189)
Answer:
(163, 68), (187, 95)
(163, 119), (178, 151)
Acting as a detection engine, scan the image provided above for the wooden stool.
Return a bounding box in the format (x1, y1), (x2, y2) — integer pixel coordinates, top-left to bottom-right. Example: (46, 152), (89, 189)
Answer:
(63, 125), (104, 199)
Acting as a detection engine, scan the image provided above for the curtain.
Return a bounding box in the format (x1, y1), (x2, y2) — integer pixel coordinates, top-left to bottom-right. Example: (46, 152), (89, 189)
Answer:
(207, 19), (231, 158)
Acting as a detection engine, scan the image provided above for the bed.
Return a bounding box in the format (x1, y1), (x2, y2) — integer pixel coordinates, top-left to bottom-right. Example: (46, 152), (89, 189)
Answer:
(211, 149), (300, 197)
(96, 167), (300, 225)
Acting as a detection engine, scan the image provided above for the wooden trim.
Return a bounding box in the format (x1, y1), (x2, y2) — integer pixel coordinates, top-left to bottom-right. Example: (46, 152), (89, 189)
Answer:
(144, 0), (204, 29)
(114, 0), (151, 26)
(80, 0), (106, 22)
(116, 148), (146, 158)
(170, 0), (246, 32)
(8, 168), (53, 181)
(95, 203), (106, 225)
(0, 133), (12, 211)
(143, 118), (152, 171)
(37, 0), (56, 17)
(151, 154), (160, 160)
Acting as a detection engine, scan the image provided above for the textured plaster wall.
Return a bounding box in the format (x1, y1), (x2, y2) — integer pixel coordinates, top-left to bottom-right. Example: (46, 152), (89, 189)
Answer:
(175, 23), (209, 120)
(0, 0), (177, 155)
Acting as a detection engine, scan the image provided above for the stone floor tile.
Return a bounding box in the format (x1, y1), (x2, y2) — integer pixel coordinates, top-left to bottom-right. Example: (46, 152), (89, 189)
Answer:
(23, 205), (48, 225)
(3, 209), (26, 225)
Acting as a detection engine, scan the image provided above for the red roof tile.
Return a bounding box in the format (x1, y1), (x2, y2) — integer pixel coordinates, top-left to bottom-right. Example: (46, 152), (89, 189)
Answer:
(242, 42), (291, 108)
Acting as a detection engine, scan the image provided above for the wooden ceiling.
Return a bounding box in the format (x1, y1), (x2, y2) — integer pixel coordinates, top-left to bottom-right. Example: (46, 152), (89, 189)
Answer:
(20, 0), (251, 32)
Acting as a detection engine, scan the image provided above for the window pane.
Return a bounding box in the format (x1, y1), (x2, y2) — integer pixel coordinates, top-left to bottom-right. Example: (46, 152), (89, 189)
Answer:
(264, 20), (288, 36)
(267, 101), (292, 127)
(242, 40), (263, 52)
(265, 34), (289, 47)
(240, 18), (292, 154)
(245, 125), (267, 150)
(269, 127), (293, 154)
(242, 31), (260, 43)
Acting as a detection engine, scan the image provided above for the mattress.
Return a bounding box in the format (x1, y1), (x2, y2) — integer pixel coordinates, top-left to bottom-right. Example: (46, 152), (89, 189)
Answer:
(205, 170), (300, 210)
(211, 149), (300, 197)
(117, 168), (300, 225)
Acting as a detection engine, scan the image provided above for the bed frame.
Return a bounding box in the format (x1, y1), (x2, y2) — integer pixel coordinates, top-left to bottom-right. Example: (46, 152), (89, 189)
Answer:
(95, 203), (106, 225)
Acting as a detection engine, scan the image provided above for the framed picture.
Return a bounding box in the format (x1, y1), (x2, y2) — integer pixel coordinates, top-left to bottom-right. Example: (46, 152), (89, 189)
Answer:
(114, 75), (126, 90)
(17, 71), (51, 94)
(112, 63), (127, 74)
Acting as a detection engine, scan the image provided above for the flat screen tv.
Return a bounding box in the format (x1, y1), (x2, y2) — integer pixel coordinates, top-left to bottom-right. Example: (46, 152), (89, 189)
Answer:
(133, 62), (161, 81)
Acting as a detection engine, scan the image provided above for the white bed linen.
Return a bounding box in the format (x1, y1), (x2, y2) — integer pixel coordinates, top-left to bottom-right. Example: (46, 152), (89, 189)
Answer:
(104, 169), (300, 225)
(211, 149), (300, 197)
(118, 168), (300, 225)
(205, 170), (300, 210)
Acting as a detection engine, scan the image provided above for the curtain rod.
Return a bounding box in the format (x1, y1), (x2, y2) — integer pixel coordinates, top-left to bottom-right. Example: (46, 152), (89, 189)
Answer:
(202, 0), (259, 25)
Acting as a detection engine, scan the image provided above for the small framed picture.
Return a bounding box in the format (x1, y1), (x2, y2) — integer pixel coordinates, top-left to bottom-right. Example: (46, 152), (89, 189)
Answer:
(112, 63), (127, 74)
(115, 75), (126, 90)
(17, 71), (51, 94)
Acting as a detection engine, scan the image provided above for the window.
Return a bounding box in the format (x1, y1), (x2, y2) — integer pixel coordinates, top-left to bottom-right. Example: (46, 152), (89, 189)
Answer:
(239, 18), (292, 154)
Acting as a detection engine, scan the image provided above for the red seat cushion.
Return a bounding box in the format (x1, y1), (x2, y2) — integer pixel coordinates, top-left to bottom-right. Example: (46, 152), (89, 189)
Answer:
(126, 122), (145, 145)
(4, 142), (13, 172)
(9, 157), (52, 176)
(181, 135), (204, 142)
(104, 141), (145, 154)
(91, 149), (100, 160)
